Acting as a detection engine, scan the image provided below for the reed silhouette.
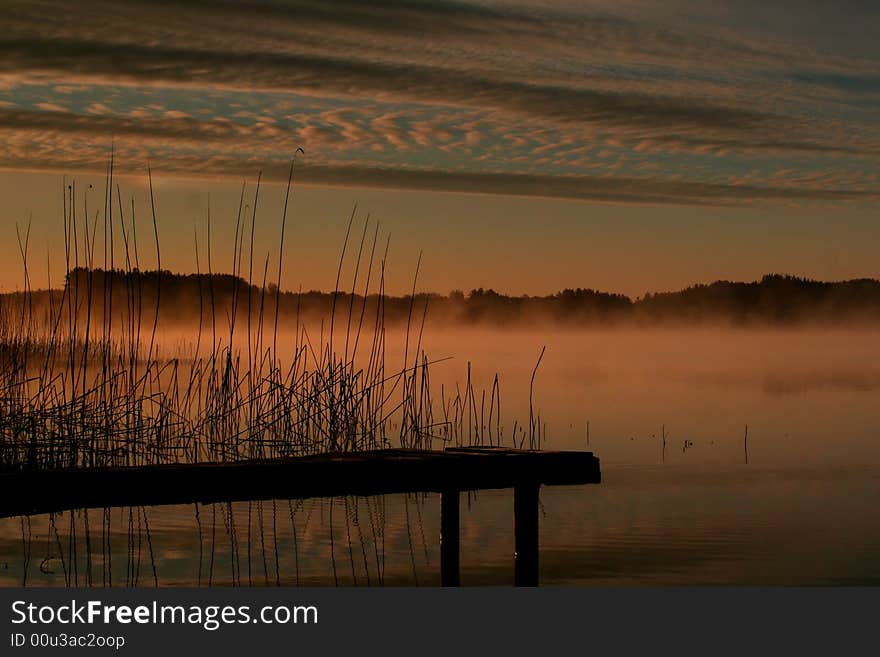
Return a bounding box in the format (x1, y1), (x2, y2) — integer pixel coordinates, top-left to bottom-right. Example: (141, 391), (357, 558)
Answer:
(0, 162), (546, 474)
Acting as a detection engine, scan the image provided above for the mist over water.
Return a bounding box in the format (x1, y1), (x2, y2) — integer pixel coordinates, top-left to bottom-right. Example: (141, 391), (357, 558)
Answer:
(373, 324), (880, 467)
(3, 325), (879, 585)
(152, 322), (880, 465)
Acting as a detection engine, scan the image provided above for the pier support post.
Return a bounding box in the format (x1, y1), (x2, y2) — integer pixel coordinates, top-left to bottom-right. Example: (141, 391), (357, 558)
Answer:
(440, 488), (460, 586)
(514, 482), (540, 586)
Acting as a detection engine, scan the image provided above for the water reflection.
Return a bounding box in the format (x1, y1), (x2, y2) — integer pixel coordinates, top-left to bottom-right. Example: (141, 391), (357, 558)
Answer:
(3, 327), (880, 585)
(2, 464), (880, 586)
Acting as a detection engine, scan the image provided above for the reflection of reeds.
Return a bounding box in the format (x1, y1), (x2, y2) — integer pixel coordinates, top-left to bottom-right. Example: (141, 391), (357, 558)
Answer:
(10, 491), (433, 587)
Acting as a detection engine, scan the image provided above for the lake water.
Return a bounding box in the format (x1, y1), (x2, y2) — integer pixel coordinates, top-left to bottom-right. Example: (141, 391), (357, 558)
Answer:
(2, 327), (879, 586)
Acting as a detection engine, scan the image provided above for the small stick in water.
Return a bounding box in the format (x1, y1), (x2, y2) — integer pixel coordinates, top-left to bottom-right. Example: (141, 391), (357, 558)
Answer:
(661, 424), (667, 464)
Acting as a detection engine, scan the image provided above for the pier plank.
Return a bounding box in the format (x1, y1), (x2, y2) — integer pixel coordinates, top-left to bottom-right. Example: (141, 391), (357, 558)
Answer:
(0, 448), (600, 518)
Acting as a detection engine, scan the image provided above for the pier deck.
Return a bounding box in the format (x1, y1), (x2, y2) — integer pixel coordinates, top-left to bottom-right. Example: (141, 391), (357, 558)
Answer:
(0, 447), (601, 586)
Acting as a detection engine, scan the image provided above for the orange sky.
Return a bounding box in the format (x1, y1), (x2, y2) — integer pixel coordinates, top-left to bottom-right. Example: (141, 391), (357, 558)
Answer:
(1, 1), (878, 296)
(0, 169), (877, 298)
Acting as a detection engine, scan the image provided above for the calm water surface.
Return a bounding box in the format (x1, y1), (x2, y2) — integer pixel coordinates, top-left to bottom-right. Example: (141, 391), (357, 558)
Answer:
(2, 328), (879, 585)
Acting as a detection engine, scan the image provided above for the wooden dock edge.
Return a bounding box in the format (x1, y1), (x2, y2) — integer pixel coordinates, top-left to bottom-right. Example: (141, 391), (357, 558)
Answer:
(0, 448), (600, 519)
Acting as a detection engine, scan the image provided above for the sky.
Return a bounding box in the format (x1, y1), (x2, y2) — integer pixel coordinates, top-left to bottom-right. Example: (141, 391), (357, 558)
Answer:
(0, 0), (878, 296)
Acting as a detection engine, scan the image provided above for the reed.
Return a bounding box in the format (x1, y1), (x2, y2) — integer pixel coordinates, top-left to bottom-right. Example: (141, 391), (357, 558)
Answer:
(0, 163), (538, 474)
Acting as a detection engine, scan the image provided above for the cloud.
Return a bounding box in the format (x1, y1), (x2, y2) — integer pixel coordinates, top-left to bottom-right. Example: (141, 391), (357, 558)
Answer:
(0, 34), (862, 158)
(0, 126), (874, 207)
(290, 164), (879, 205)
(0, 107), (252, 142)
(0, 0), (878, 205)
(34, 102), (67, 112)
(3, 1), (876, 154)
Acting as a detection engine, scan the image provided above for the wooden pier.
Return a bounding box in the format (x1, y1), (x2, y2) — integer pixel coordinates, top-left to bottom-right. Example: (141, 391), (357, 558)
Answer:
(0, 447), (600, 586)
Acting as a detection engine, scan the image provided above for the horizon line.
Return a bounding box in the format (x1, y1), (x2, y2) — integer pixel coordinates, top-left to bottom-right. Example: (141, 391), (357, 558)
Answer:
(8, 267), (878, 304)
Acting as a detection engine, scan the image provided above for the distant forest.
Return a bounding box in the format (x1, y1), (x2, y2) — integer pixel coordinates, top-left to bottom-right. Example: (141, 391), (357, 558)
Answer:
(5, 269), (880, 327)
